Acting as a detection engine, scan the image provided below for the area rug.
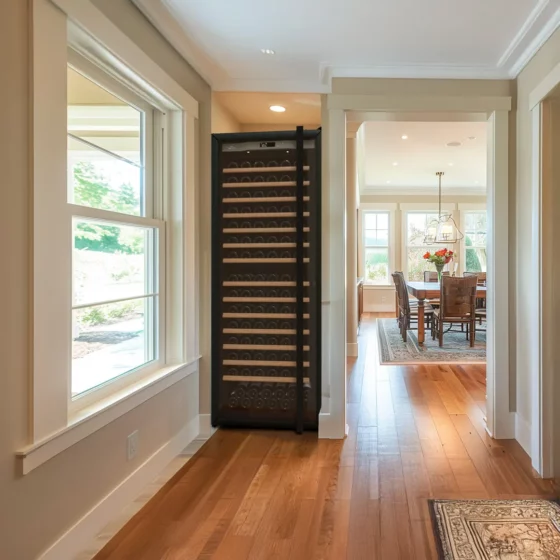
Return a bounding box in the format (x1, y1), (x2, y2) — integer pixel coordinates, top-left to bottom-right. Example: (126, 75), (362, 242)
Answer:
(377, 318), (486, 365)
(429, 499), (560, 559)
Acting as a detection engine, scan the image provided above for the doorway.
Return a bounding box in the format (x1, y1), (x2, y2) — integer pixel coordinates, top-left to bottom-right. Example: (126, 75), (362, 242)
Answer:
(320, 96), (513, 444)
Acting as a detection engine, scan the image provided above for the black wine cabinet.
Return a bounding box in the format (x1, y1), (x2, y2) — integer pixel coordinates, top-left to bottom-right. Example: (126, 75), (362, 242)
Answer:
(211, 128), (321, 432)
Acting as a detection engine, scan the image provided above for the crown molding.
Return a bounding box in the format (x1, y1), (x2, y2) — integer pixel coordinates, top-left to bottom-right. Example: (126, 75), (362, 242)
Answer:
(131, 0), (228, 87)
(361, 186), (487, 196)
(132, 0), (560, 91)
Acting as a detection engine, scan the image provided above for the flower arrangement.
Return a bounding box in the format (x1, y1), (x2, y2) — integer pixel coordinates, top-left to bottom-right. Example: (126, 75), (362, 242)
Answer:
(422, 248), (454, 265)
(423, 248), (454, 281)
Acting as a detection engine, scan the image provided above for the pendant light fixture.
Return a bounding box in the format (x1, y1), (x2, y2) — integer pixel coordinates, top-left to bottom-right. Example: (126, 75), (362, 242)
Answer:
(424, 172), (464, 244)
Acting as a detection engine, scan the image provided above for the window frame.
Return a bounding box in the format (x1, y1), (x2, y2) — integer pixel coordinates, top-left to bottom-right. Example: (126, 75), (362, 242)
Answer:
(21, 0), (200, 474)
(358, 203), (396, 287)
(459, 204), (488, 276)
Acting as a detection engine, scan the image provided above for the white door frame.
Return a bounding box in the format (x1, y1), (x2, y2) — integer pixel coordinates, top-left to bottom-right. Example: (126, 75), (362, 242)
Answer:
(528, 62), (560, 477)
(319, 93), (514, 441)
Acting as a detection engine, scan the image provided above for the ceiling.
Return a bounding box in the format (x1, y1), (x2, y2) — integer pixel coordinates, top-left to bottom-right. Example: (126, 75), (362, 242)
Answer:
(361, 121), (487, 193)
(214, 92), (321, 124)
(133, 0), (560, 91)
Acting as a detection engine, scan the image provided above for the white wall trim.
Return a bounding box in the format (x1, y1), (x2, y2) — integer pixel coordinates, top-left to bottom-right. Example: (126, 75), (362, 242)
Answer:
(318, 412), (346, 439)
(529, 61), (560, 110)
(399, 202), (456, 211)
(53, 0), (198, 117)
(38, 415), (199, 560)
(196, 414), (216, 441)
(516, 412), (533, 457)
(17, 361), (200, 475)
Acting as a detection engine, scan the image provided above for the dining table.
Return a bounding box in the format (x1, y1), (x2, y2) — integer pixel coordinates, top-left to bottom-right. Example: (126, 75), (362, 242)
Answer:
(406, 281), (487, 345)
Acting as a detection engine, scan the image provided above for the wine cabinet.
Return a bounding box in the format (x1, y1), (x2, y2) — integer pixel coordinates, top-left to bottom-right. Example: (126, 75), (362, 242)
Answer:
(211, 128), (321, 432)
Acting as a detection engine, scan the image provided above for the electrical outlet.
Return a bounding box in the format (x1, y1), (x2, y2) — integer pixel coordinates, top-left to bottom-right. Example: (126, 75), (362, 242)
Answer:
(127, 430), (139, 461)
(381, 296), (387, 303)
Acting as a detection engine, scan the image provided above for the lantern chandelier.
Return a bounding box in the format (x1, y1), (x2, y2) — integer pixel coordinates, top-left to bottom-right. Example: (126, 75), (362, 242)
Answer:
(424, 171), (464, 244)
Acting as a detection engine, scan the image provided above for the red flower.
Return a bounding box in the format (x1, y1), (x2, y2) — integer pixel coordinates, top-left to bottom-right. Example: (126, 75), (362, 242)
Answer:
(423, 252), (431, 259)
(435, 249), (446, 257)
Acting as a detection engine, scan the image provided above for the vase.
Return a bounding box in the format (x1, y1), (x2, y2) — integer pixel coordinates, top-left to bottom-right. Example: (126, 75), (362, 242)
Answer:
(435, 263), (445, 282)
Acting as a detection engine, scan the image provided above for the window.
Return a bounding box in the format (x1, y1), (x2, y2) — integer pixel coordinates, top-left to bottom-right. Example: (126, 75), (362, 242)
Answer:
(363, 212), (390, 284)
(405, 212), (440, 281)
(464, 211), (487, 272)
(68, 64), (164, 398)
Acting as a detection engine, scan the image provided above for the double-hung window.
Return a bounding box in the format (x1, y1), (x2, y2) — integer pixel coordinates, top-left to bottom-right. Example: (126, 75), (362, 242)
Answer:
(363, 212), (390, 284)
(68, 60), (164, 400)
(464, 211), (487, 272)
(405, 212), (440, 281)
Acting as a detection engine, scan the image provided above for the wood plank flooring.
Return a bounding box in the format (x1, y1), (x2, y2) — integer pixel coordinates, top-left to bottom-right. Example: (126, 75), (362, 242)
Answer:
(93, 314), (558, 560)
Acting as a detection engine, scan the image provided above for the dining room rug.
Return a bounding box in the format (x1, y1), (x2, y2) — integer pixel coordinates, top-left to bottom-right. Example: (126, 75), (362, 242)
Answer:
(377, 318), (486, 365)
(429, 499), (560, 559)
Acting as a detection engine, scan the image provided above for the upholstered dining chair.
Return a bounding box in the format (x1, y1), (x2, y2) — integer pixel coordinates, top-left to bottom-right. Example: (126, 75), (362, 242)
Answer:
(431, 275), (478, 347)
(392, 272), (433, 342)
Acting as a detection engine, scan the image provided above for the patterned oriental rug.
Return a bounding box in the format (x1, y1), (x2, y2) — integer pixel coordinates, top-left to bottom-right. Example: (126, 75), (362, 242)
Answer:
(377, 318), (486, 365)
(429, 499), (560, 559)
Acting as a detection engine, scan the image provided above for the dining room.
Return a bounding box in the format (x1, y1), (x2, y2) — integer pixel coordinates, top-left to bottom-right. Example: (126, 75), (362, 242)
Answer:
(355, 120), (488, 367)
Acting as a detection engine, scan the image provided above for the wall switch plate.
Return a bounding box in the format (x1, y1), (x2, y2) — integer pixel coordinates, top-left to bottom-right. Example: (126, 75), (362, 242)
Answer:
(127, 430), (139, 461)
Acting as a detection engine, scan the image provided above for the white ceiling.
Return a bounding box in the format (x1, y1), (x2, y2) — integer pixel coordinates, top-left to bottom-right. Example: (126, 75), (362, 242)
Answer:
(133, 0), (560, 91)
(361, 121), (487, 193)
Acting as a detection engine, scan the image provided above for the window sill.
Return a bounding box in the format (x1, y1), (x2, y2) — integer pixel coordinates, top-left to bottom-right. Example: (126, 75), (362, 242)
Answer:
(363, 284), (394, 290)
(16, 358), (200, 475)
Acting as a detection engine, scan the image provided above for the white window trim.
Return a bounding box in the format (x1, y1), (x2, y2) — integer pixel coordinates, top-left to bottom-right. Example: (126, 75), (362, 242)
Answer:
(358, 203), (396, 288)
(401, 204), (457, 280)
(19, 0), (200, 474)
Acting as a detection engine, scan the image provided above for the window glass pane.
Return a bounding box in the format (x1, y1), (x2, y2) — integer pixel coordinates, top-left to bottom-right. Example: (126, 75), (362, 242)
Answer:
(365, 229), (388, 247)
(407, 213), (438, 246)
(73, 219), (155, 306)
(466, 248), (487, 272)
(67, 68), (141, 161)
(67, 67), (144, 215)
(364, 213), (378, 229)
(365, 248), (389, 284)
(69, 138), (142, 215)
(72, 297), (156, 396)
(376, 213), (389, 229)
(407, 247), (440, 281)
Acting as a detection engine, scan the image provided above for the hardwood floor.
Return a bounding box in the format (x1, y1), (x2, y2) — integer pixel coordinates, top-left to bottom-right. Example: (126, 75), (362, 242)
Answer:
(94, 314), (557, 560)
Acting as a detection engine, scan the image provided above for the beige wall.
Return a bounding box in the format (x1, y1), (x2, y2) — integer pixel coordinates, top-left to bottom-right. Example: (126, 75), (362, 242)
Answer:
(0, 1), (211, 558)
(211, 93), (241, 133)
(515, 27), (560, 433)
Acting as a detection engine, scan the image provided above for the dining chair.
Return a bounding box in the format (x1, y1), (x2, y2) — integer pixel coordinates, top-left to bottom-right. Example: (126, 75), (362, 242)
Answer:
(431, 275), (478, 347)
(392, 272), (433, 342)
(423, 270), (449, 308)
(464, 272), (486, 324)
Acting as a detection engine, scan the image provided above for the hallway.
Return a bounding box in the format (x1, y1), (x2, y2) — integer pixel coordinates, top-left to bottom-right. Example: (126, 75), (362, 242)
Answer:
(94, 315), (557, 560)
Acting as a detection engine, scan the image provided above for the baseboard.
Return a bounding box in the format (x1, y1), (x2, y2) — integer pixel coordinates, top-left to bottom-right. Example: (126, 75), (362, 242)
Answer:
(196, 413), (216, 440)
(515, 413), (532, 458)
(318, 412), (346, 439)
(346, 342), (358, 357)
(39, 415), (199, 560)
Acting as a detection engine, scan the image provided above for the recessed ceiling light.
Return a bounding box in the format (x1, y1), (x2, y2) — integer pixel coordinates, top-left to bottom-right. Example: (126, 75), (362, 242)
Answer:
(386, 180), (391, 184)
(475, 181), (479, 184)
(392, 162), (398, 166)
(448, 162), (454, 166)
(447, 141), (462, 147)
(261, 49), (275, 55)
(468, 136), (476, 140)
(270, 105), (286, 113)
(401, 135), (408, 140)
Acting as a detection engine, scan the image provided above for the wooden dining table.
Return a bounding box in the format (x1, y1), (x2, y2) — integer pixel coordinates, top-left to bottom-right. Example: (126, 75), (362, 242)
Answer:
(407, 281), (487, 345)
